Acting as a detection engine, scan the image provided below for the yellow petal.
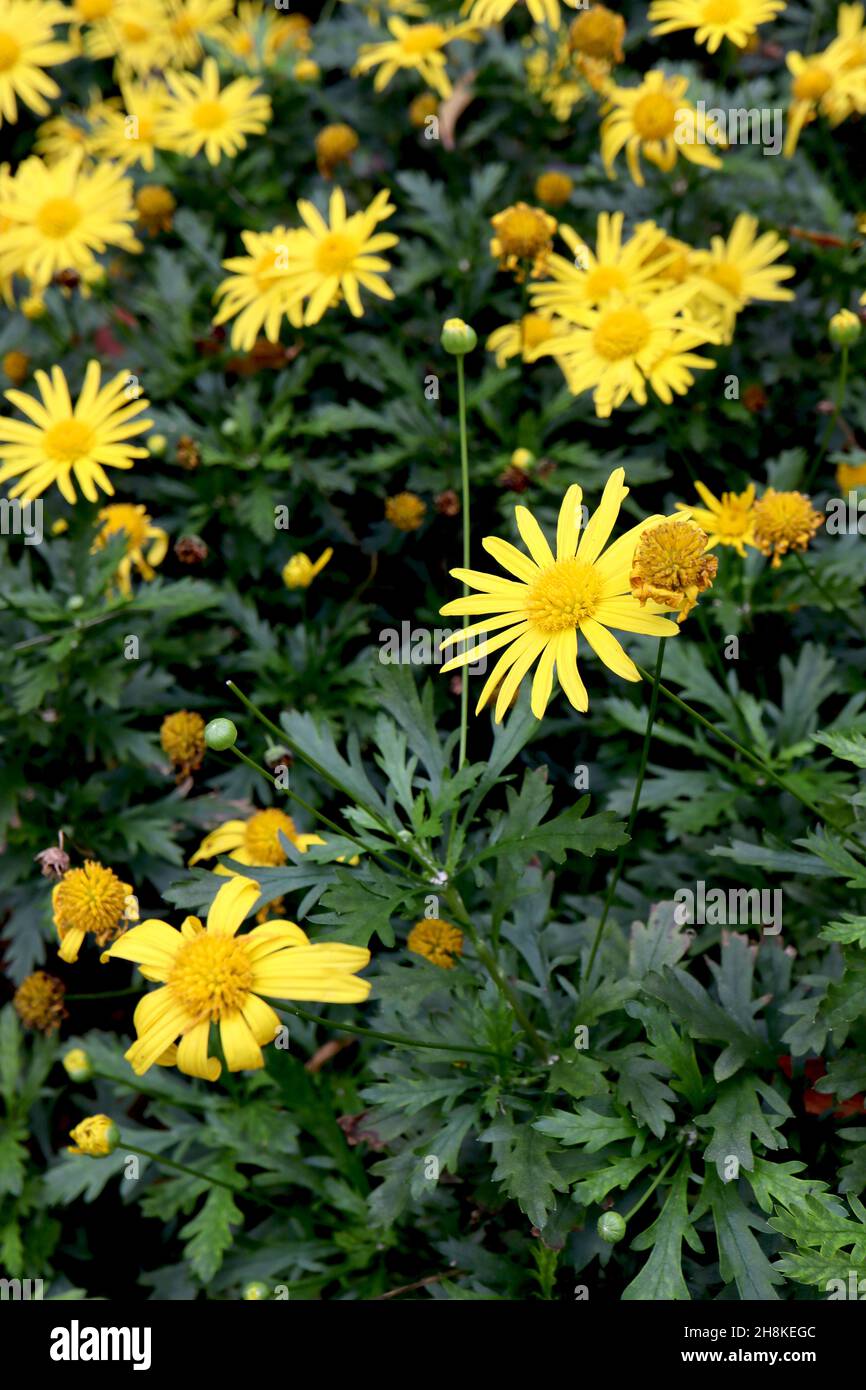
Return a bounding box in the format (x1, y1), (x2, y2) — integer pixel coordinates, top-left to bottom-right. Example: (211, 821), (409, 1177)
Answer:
(556, 483), (583, 561)
(219, 1008), (264, 1071)
(177, 1020), (221, 1081)
(579, 617), (640, 681)
(206, 874), (260, 938)
(578, 468), (628, 566)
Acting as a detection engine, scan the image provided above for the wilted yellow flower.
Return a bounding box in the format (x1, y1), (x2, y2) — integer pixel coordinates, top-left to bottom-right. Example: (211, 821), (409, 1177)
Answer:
(386, 491), (426, 531)
(491, 202), (557, 281)
(53, 860), (136, 963)
(2, 350), (29, 384)
(630, 517), (718, 622)
(407, 918), (464, 968)
(282, 548), (333, 589)
(160, 710), (207, 777)
(568, 4), (626, 62)
(14, 971), (67, 1034)
(91, 503), (168, 595)
(315, 123), (359, 178)
(136, 183), (176, 235)
(752, 488), (824, 567)
(534, 170), (574, 207)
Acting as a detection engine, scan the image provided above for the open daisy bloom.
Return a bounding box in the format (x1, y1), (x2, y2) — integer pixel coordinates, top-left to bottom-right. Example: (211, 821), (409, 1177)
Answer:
(783, 43), (865, 155)
(0, 361), (152, 504)
(159, 57), (271, 165)
(287, 187), (398, 326)
(190, 807), (325, 874)
(84, 0), (174, 78)
(0, 150), (140, 287)
(487, 311), (569, 367)
(691, 213), (795, 343)
(213, 227), (306, 351)
(601, 71), (724, 188)
(0, 0), (73, 127)
(534, 286), (718, 418)
(676, 481), (757, 556)
(91, 502), (169, 596)
(529, 213), (675, 317)
(647, 0), (787, 53)
(439, 468), (681, 721)
(102, 875), (371, 1080)
(353, 18), (479, 99)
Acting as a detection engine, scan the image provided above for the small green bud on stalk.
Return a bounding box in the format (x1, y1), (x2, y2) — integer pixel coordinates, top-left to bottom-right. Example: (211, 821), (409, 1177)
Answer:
(204, 717), (238, 751)
(440, 318), (477, 355)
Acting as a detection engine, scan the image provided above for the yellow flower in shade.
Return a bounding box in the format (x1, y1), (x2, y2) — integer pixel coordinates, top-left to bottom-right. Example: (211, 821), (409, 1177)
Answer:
(354, 18), (479, 100)
(675, 481), (757, 555)
(90, 80), (175, 172)
(34, 93), (118, 164)
(534, 170), (574, 207)
(315, 123), (359, 178)
(490, 202), (557, 281)
(0, 361), (152, 505)
(0, 0), (73, 128)
(287, 187), (398, 326)
(84, 0), (174, 77)
(752, 488), (824, 568)
(136, 184), (176, 235)
(0, 151), (140, 288)
(91, 503), (169, 595)
(218, 2), (310, 70)
(487, 312), (569, 367)
(158, 57), (271, 166)
(601, 71), (724, 188)
(690, 213), (795, 343)
(14, 971), (67, 1034)
(837, 459), (866, 491)
(293, 58), (320, 82)
(2, 350), (28, 384)
(464, 0), (579, 27)
(386, 491), (426, 531)
(102, 875), (371, 1080)
(530, 213), (673, 319)
(62, 1047), (93, 1081)
(648, 0), (786, 53)
(68, 1114), (119, 1157)
(407, 918), (464, 968)
(160, 710), (206, 777)
(534, 287), (718, 419)
(282, 548), (333, 589)
(568, 4), (626, 62)
(438, 469), (681, 720)
(212, 227), (306, 351)
(190, 807), (325, 874)
(163, 0), (232, 68)
(409, 91), (439, 126)
(783, 45), (863, 155)
(53, 860), (136, 963)
(630, 516), (718, 623)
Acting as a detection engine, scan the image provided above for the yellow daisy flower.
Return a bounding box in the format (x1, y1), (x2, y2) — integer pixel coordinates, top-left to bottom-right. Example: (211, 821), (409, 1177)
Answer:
(783, 44), (862, 155)
(34, 93), (119, 164)
(89, 79), (175, 171)
(630, 516), (718, 622)
(690, 212), (795, 343)
(163, 0), (232, 68)
(212, 226), (306, 351)
(438, 469), (681, 720)
(0, 150), (140, 288)
(91, 502), (169, 595)
(534, 286), (718, 418)
(101, 875), (371, 1081)
(675, 481), (757, 555)
(490, 202), (557, 281)
(217, 2), (306, 70)
(0, 360), (152, 505)
(53, 859), (137, 963)
(14, 970), (67, 1034)
(601, 71), (724, 187)
(529, 213), (674, 319)
(158, 57), (271, 165)
(190, 807), (325, 874)
(354, 18), (479, 100)
(85, 0), (174, 77)
(568, 3), (626, 62)
(487, 311), (570, 367)
(463, 0), (580, 27)
(287, 187), (398, 326)
(0, 0), (73, 128)
(647, 0), (787, 53)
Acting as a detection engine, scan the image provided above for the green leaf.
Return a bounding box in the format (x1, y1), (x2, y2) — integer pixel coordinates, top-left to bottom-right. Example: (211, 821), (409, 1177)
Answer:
(629, 902), (691, 980)
(533, 1103), (638, 1153)
(623, 1164), (701, 1300)
(697, 1075), (790, 1177)
(616, 1049), (676, 1140)
(819, 913), (866, 947)
(0, 1006), (20, 1106)
(814, 728), (866, 767)
(180, 1185), (242, 1284)
(696, 1168), (783, 1300)
(482, 1119), (568, 1230)
(643, 966), (767, 1081)
(769, 1193), (866, 1292)
(746, 1157), (828, 1215)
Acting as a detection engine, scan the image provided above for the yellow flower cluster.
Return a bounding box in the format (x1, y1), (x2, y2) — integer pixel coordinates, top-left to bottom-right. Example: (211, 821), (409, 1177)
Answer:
(678, 480), (824, 568)
(783, 3), (866, 156)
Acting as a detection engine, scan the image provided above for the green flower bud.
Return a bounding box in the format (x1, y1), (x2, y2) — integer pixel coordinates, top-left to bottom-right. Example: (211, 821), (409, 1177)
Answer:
(62, 1048), (93, 1082)
(597, 1210), (627, 1244)
(440, 318), (478, 355)
(204, 717), (238, 751)
(829, 309), (862, 348)
(243, 1281), (270, 1301)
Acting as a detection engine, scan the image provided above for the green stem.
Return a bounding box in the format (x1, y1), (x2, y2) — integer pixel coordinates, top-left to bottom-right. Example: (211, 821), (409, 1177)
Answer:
(273, 1002), (502, 1059)
(66, 987), (144, 1001)
(457, 354), (471, 770)
(624, 1148), (683, 1223)
(585, 639), (666, 980)
(790, 549), (866, 640)
(804, 344), (848, 491)
(121, 1142), (284, 1214)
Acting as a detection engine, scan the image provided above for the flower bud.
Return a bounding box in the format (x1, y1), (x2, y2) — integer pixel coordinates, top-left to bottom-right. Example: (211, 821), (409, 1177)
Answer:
(597, 1210), (627, 1244)
(243, 1281), (270, 1301)
(204, 717), (238, 751)
(440, 318), (478, 355)
(62, 1048), (93, 1082)
(829, 309), (862, 348)
(68, 1114), (119, 1157)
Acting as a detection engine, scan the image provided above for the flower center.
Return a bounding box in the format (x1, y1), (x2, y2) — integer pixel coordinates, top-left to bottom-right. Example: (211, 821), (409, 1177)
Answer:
(701, 0), (741, 22)
(0, 31), (20, 69)
(37, 197), (82, 238)
(632, 520), (709, 592)
(45, 418), (95, 464)
(703, 262), (743, 298)
(122, 20), (149, 41)
(54, 862), (129, 940)
(77, 0), (114, 17)
(192, 98), (226, 130)
(521, 314), (554, 350)
(714, 495), (753, 537)
(494, 205), (552, 259)
(586, 264), (627, 299)
(167, 934), (254, 1021)
(633, 91), (678, 140)
(401, 23), (445, 55)
(526, 558), (603, 634)
(793, 66), (832, 101)
(314, 231), (360, 276)
(593, 306), (652, 361)
(243, 808), (298, 865)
